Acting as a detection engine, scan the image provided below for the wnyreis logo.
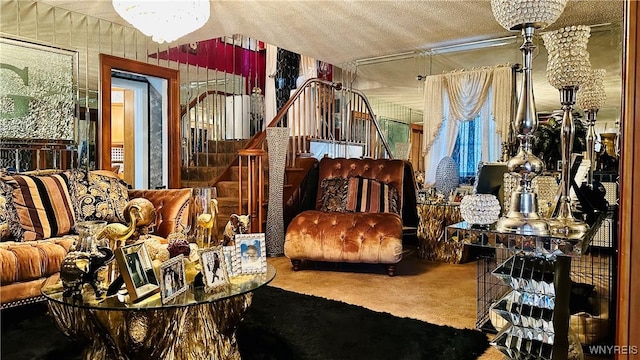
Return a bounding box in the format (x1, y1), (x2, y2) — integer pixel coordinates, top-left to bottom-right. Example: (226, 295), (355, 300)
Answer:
(587, 345), (639, 355)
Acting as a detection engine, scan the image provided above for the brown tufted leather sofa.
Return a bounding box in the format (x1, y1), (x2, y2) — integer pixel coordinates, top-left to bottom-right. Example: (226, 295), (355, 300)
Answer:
(0, 187), (191, 309)
(284, 157), (407, 276)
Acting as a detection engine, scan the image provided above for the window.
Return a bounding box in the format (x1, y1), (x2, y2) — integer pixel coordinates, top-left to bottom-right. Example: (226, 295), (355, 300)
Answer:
(452, 111), (500, 184)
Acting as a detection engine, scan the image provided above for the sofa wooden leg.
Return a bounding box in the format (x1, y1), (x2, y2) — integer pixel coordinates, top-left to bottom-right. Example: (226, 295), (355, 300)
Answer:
(385, 264), (396, 276)
(291, 259), (301, 271)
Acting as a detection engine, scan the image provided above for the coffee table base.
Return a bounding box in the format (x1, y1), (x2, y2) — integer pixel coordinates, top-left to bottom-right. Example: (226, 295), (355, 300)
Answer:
(47, 294), (252, 360)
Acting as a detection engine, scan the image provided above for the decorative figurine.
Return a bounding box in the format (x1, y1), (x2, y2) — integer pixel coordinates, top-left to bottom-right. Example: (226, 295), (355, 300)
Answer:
(60, 246), (114, 301)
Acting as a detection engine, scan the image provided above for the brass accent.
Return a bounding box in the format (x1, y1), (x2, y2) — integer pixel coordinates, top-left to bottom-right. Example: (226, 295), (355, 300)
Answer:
(416, 204), (467, 263)
(46, 294), (252, 359)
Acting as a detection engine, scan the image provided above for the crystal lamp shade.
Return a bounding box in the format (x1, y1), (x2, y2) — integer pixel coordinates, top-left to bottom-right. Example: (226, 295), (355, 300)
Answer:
(490, 0), (568, 31)
(578, 69), (607, 110)
(542, 25), (592, 89)
(112, 0), (210, 44)
(459, 194), (501, 225)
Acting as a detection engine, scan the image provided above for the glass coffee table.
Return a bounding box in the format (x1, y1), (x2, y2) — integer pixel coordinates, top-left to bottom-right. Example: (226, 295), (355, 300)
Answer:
(42, 264), (276, 360)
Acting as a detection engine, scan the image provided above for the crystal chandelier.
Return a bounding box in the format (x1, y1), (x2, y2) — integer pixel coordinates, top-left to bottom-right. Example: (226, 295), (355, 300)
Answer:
(491, 0), (568, 236)
(578, 69), (606, 186)
(542, 25), (592, 239)
(112, 1), (210, 44)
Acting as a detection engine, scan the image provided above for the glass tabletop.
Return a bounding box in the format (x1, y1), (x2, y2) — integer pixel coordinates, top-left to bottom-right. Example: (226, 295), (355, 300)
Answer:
(42, 263), (276, 311)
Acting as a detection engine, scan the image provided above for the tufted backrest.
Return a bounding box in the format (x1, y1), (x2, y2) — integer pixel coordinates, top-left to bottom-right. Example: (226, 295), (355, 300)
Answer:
(127, 188), (191, 238)
(314, 157), (405, 213)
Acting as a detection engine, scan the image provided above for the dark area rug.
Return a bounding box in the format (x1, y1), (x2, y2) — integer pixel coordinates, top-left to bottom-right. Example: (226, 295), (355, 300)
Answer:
(1, 286), (489, 360)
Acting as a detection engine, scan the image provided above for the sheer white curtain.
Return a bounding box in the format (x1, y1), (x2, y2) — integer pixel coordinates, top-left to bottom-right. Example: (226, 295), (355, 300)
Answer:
(422, 65), (512, 184)
(264, 44), (278, 127)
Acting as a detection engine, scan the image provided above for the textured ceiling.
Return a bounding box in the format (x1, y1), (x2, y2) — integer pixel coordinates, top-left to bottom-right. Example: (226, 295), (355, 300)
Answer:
(37, 0), (625, 122)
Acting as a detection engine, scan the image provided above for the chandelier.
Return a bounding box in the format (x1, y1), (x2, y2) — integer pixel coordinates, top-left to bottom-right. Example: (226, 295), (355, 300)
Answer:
(112, 0), (210, 44)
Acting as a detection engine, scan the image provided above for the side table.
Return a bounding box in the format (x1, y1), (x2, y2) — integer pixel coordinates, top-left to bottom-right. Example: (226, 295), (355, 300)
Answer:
(416, 203), (466, 263)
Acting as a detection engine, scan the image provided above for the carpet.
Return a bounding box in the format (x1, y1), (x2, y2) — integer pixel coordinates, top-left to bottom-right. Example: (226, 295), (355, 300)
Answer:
(1, 286), (489, 360)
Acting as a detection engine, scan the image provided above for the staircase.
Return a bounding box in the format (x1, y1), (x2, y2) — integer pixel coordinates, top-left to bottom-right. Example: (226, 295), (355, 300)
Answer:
(180, 78), (395, 237)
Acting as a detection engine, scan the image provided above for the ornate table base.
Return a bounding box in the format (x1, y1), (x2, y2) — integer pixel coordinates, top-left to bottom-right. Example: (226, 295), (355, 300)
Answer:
(46, 294), (253, 360)
(417, 204), (468, 263)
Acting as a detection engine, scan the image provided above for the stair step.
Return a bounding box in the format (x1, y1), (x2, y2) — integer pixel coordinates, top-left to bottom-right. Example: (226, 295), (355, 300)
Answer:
(204, 139), (251, 153)
(193, 152), (238, 165)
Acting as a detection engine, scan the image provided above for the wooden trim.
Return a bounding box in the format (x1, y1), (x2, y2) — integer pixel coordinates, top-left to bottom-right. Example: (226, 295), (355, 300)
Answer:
(99, 54), (181, 188)
(616, 1), (640, 359)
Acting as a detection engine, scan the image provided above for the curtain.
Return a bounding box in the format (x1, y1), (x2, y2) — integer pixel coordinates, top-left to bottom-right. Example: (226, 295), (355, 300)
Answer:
(264, 44), (278, 127)
(444, 69), (492, 123)
(492, 66), (514, 140)
(422, 65), (512, 184)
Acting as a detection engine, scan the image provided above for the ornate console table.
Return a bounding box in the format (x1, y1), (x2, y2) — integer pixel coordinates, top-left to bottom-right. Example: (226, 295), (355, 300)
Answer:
(446, 216), (607, 360)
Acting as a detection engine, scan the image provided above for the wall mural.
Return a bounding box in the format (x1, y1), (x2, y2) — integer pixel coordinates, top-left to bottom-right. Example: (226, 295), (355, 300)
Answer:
(0, 37), (76, 141)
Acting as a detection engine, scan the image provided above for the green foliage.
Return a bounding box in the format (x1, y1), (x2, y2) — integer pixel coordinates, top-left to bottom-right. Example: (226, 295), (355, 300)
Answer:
(532, 112), (586, 170)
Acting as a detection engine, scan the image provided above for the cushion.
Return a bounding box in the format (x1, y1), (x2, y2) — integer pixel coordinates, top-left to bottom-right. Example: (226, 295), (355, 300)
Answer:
(346, 176), (399, 214)
(318, 177), (349, 212)
(0, 177), (22, 241)
(70, 169), (129, 224)
(2, 172), (76, 241)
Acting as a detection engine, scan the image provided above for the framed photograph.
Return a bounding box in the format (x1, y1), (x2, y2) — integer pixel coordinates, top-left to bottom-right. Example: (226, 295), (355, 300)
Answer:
(450, 188), (469, 204)
(199, 247), (230, 292)
(159, 255), (188, 304)
(235, 233), (267, 274)
(222, 245), (239, 276)
(115, 242), (160, 302)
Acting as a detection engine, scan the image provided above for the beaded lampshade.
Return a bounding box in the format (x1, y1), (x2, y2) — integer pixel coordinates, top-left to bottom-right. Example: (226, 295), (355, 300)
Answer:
(491, 0), (568, 31)
(542, 25), (592, 89)
(578, 69), (607, 110)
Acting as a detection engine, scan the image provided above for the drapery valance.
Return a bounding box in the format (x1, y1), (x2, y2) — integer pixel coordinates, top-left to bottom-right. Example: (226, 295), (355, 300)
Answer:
(421, 64), (513, 157)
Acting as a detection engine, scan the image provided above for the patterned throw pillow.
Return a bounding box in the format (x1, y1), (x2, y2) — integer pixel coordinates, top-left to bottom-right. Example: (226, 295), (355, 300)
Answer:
(70, 169), (129, 224)
(0, 177), (22, 241)
(346, 176), (399, 214)
(319, 177), (349, 212)
(2, 171), (76, 241)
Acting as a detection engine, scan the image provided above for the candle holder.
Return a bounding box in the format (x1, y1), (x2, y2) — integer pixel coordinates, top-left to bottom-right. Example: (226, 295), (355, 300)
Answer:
(491, 0), (568, 236)
(542, 25), (592, 239)
(577, 69), (606, 185)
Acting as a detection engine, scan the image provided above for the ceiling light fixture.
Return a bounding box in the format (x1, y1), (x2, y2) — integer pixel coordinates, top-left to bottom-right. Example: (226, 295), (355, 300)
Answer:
(112, 0), (210, 44)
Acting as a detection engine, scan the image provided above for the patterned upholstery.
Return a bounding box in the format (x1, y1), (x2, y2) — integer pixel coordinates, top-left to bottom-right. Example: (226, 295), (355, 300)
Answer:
(1, 171), (76, 241)
(70, 169), (130, 223)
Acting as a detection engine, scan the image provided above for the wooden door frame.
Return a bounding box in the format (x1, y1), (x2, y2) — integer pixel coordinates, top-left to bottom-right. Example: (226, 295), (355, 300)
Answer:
(99, 54), (181, 188)
(616, 1), (639, 358)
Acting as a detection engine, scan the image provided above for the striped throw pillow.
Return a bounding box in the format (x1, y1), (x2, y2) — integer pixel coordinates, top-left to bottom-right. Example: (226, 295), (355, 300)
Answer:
(3, 172), (76, 241)
(346, 177), (399, 214)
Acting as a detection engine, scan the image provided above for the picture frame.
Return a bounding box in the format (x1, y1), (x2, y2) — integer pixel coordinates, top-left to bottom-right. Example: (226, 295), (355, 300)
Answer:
(222, 245), (239, 276)
(115, 242), (160, 302)
(198, 247), (230, 292)
(159, 255), (188, 304)
(235, 233), (267, 274)
(450, 188), (469, 204)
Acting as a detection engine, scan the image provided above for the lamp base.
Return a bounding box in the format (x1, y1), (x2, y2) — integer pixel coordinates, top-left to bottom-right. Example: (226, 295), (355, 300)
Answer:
(495, 216), (551, 236)
(548, 217), (589, 240)
(496, 190), (550, 236)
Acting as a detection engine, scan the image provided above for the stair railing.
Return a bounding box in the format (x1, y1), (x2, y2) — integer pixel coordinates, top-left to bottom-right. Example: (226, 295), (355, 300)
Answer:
(238, 78), (394, 232)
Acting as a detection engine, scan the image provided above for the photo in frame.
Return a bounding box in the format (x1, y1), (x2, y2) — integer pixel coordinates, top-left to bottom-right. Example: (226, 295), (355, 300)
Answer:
(235, 233), (267, 274)
(450, 188), (469, 204)
(199, 247), (230, 292)
(222, 245), (239, 277)
(159, 255), (188, 304)
(115, 242), (159, 302)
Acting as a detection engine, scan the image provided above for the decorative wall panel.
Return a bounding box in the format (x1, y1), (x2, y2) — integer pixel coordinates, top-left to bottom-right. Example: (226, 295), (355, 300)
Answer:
(0, 37), (76, 141)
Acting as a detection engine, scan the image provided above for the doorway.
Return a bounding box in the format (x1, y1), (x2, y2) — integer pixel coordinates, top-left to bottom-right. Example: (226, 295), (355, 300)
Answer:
(99, 54), (181, 188)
